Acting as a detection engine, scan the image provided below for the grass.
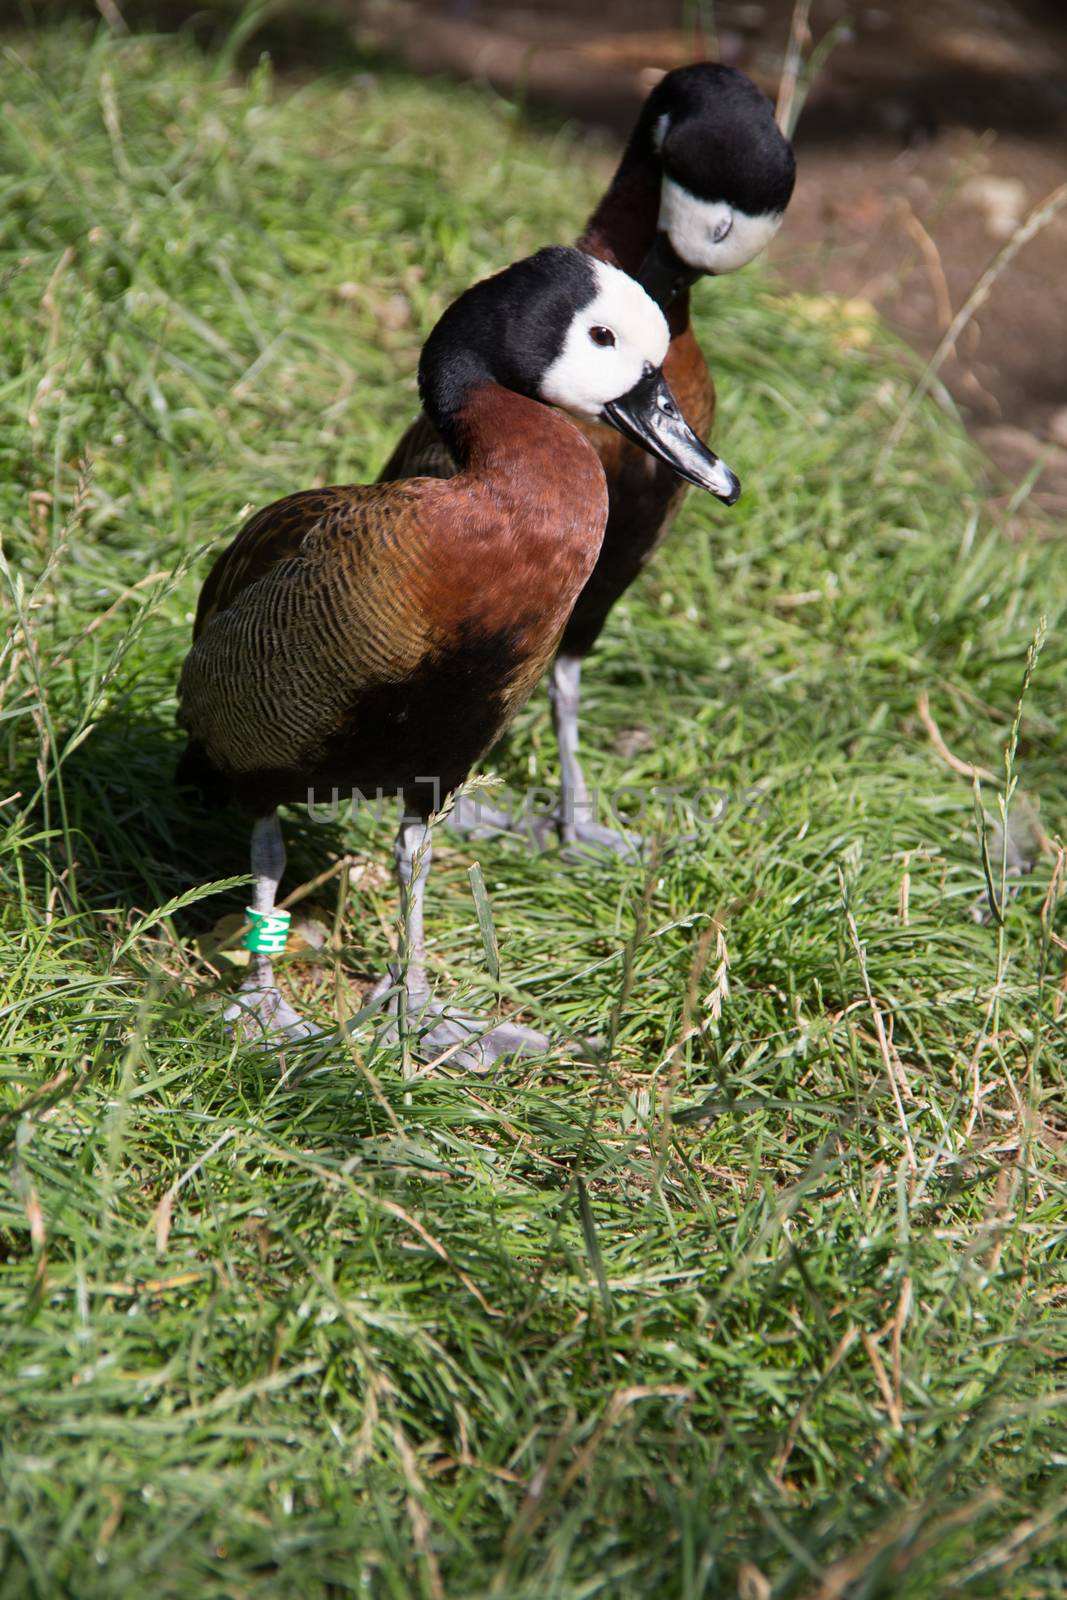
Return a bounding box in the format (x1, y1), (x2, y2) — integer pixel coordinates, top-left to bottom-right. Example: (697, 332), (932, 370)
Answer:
(1, 14), (1065, 1598)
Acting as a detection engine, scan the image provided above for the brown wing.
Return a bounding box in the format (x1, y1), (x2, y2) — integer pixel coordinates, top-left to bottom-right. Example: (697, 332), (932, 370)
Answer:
(179, 482), (440, 781)
(376, 410), (457, 484)
(192, 489), (342, 638)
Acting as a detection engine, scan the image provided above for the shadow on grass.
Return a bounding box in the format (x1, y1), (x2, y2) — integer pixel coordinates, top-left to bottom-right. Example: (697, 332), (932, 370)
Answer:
(21, 711), (352, 935)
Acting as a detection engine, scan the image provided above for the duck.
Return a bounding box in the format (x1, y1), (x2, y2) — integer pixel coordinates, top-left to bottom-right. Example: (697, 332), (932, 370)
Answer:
(378, 63), (795, 853)
(177, 245), (740, 1063)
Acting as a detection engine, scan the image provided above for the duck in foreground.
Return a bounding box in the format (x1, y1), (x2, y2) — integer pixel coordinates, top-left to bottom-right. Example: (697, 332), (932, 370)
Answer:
(379, 64), (795, 854)
(177, 246), (739, 1063)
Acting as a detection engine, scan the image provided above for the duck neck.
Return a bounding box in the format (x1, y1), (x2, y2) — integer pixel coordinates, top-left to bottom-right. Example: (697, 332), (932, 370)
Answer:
(577, 127), (692, 339)
(447, 382), (600, 497)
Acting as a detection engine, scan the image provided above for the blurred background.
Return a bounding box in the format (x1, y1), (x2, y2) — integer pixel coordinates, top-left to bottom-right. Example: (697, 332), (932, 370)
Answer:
(362, 0), (1067, 522)
(28, 0), (1067, 518)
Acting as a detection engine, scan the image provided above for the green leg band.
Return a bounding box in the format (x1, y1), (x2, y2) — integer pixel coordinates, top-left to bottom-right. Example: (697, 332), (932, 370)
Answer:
(244, 907), (291, 955)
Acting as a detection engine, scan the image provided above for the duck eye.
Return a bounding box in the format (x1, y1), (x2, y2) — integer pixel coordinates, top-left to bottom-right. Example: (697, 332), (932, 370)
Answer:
(712, 214), (734, 244)
(588, 325), (616, 348)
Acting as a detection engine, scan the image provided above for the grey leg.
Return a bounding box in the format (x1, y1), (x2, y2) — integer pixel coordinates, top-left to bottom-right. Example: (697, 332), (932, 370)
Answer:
(549, 653), (639, 859)
(396, 816), (432, 997)
(248, 811), (286, 989)
(550, 654), (590, 845)
(224, 811), (319, 1042)
(442, 657), (636, 856)
(373, 814), (553, 1070)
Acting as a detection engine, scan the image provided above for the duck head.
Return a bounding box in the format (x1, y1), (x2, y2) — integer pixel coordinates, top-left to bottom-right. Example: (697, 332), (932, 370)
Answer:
(419, 246), (740, 503)
(630, 64), (796, 307)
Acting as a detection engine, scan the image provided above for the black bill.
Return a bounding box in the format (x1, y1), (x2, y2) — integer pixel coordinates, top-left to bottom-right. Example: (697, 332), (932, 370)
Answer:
(602, 367), (741, 504)
(635, 231), (703, 309)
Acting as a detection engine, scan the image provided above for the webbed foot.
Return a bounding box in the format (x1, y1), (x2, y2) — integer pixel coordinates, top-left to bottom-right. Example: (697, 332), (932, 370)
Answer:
(370, 968), (551, 1072)
(446, 790), (642, 859)
(559, 812), (642, 861)
(224, 982), (322, 1045)
(445, 792), (556, 850)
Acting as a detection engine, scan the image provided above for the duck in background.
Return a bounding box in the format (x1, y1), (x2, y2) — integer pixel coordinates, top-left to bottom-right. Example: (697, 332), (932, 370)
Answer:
(379, 64), (795, 853)
(177, 246), (739, 1064)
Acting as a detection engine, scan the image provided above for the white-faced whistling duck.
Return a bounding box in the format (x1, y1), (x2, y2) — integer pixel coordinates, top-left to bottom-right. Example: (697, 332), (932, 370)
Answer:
(378, 64), (795, 854)
(177, 246), (740, 1065)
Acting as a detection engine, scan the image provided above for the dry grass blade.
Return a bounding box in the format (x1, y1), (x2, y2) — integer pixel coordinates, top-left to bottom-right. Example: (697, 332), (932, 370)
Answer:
(882, 182), (1067, 459)
(917, 691), (998, 784)
(843, 893), (917, 1174)
(775, 0), (812, 139)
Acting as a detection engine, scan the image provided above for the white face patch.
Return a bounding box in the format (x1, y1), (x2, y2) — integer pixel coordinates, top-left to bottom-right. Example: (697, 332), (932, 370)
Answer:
(538, 258), (670, 419)
(658, 176), (783, 275)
